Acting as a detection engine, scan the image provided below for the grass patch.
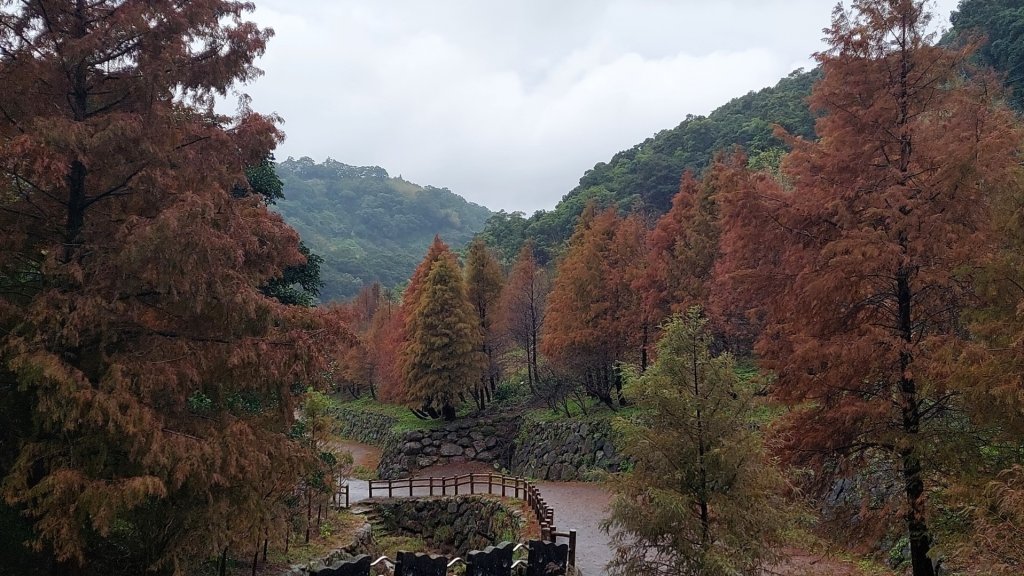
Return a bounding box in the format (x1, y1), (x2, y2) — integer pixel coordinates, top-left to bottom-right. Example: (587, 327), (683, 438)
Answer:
(523, 397), (642, 424)
(372, 534), (431, 559)
(335, 396), (444, 434)
(350, 464), (377, 481)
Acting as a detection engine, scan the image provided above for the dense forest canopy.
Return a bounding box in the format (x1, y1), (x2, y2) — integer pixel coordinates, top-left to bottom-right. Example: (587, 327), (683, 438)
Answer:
(272, 157), (492, 301)
(948, 0), (1024, 110)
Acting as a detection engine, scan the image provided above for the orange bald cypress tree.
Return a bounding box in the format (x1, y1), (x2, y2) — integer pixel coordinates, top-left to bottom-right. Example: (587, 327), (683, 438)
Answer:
(465, 237), (504, 407)
(643, 172), (719, 326)
(404, 252), (482, 420)
(0, 2), (339, 573)
(715, 2), (1024, 574)
(542, 206), (638, 407)
(498, 240), (548, 390)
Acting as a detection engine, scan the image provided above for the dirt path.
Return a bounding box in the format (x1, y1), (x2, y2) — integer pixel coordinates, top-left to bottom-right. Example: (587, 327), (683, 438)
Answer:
(333, 440), (883, 576)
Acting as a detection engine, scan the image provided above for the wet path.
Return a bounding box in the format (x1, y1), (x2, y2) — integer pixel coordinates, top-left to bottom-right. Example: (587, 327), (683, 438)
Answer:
(335, 441), (614, 575)
(334, 440), (888, 576)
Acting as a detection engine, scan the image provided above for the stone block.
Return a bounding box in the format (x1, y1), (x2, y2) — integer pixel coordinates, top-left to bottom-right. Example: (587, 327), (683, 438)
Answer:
(440, 443), (463, 457)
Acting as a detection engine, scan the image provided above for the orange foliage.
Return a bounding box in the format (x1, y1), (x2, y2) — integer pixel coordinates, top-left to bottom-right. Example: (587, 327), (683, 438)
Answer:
(541, 206), (645, 406)
(714, 2), (1024, 574)
(0, 2), (345, 571)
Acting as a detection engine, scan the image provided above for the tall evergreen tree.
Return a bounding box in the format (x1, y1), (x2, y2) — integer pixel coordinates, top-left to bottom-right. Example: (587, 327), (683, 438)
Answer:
(403, 251), (482, 420)
(541, 206), (625, 408)
(603, 309), (790, 576)
(498, 241), (548, 390)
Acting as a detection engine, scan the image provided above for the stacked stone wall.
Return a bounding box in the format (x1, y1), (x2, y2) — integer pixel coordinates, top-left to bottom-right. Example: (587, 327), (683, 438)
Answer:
(372, 496), (524, 555)
(509, 419), (624, 481)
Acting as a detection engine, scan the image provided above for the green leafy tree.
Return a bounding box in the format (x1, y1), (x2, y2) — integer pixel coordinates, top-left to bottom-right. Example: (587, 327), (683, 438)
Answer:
(603, 309), (790, 576)
(243, 156), (325, 306)
(404, 253), (482, 420)
(292, 389), (349, 545)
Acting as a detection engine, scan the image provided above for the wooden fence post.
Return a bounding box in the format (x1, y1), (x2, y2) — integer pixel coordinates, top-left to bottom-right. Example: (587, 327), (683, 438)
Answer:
(569, 530), (577, 568)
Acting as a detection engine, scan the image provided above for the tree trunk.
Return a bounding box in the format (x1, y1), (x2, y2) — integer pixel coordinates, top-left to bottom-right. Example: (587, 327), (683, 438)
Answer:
(613, 367), (627, 407)
(305, 490), (312, 544)
(441, 402), (457, 421)
(529, 309), (540, 392)
(694, 336), (710, 544)
(897, 271), (935, 576)
(640, 323), (649, 372)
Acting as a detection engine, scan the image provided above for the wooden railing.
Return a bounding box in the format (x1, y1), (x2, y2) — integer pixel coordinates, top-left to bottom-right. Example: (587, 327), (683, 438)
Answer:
(332, 480), (350, 509)
(367, 473), (575, 565)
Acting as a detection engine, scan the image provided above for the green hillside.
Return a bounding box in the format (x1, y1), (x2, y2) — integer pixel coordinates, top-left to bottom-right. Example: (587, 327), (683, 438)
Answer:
(273, 157), (493, 301)
(479, 69), (819, 263)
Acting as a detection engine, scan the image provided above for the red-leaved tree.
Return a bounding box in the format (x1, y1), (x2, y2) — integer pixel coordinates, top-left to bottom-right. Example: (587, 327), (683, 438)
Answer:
(0, 2), (341, 573)
(715, 2), (1024, 574)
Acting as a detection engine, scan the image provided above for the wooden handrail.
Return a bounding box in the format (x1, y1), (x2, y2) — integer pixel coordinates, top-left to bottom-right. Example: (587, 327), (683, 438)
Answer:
(367, 473), (556, 535)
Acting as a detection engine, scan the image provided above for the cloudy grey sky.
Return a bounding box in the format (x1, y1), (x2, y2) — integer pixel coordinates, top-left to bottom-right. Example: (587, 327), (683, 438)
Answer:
(241, 0), (961, 214)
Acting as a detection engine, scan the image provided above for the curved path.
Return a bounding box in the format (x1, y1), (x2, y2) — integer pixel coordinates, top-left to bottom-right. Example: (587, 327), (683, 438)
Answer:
(336, 441), (614, 575)
(335, 440), (884, 576)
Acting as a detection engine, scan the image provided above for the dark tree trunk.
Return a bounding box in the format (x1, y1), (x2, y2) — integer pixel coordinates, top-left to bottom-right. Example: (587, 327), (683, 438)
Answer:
(640, 323), (649, 372)
(693, 335), (710, 544)
(305, 490), (312, 544)
(897, 270), (935, 576)
(441, 402), (457, 421)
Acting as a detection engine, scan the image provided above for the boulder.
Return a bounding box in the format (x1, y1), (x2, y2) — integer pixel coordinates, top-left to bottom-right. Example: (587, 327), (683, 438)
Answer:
(440, 443), (463, 457)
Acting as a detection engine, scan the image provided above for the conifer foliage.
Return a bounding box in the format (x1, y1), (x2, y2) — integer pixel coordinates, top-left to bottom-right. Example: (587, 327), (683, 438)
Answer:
(0, 1), (339, 572)
(603, 309), (789, 576)
(403, 244), (482, 420)
(541, 205), (643, 407)
(464, 237), (505, 408)
(715, 2), (1024, 574)
(499, 241), (548, 390)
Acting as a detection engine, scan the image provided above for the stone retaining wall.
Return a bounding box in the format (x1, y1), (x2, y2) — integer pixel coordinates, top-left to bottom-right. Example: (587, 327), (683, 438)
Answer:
(372, 496), (525, 555)
(333, 403), (626, 482)
(510, 419), (624, 481)
(331, 406), (400, 447)
(376, 416), (519, 479)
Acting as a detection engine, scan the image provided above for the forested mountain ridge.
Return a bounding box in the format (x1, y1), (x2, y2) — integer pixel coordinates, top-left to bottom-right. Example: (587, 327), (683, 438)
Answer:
(273, 157), (493, 301)
(481, 0), (1024, 265)
(479, 68), (818, 263)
